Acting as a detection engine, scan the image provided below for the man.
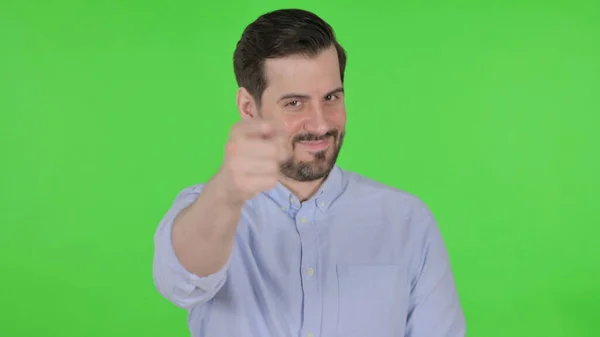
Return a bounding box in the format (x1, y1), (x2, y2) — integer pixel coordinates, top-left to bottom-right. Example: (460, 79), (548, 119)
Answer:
(152, 8), (465, 337)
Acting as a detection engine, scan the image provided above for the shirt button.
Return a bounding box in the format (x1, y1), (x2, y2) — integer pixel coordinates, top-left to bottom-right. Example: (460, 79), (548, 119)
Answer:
(319, 201), (325, 207)
(306, 267), (315, 276)
(307, 332), (314, 337)
(300, 217), (307, 223)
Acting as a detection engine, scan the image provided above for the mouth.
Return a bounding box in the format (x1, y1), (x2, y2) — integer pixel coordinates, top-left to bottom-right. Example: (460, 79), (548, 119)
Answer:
(297, 139), (331, 152)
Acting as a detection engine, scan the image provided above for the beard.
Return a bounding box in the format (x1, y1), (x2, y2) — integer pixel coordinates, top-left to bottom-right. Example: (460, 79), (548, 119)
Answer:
(280, 129), (344, 182)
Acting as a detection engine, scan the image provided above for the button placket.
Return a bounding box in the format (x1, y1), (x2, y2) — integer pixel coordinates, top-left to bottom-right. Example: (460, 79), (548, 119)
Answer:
(296, 209), (321, 337)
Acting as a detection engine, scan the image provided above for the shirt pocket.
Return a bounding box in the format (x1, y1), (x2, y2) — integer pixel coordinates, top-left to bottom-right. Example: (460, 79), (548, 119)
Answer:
(336, 264), (404, 337)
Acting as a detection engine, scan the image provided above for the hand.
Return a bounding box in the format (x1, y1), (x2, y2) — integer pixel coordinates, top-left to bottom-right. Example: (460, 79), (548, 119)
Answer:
(214, 119), (290, 204)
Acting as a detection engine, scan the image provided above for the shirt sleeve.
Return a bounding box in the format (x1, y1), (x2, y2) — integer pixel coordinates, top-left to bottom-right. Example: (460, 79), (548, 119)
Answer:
(152, 185), (230, 310)
(406, 200), (466, 337)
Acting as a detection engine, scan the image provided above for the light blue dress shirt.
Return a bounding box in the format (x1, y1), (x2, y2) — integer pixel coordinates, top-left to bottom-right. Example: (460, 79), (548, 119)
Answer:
(153, 165), (466, 337)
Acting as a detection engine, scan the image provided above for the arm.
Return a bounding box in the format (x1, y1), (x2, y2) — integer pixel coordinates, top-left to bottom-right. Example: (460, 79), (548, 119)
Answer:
(406, 201), (466, 337)
(152, 176), (243, 309)
(153, 119), (287, 309)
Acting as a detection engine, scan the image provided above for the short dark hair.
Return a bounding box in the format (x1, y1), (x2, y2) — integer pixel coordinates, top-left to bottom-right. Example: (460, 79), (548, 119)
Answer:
(233, 9), (347, 106)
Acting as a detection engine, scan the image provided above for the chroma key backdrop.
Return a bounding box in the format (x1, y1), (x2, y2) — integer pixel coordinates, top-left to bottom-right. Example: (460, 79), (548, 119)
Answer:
(1, 1), (599, 337)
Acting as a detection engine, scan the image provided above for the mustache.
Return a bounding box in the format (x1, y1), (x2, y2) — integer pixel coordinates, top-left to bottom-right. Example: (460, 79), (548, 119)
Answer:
(293, 130), (339, 142)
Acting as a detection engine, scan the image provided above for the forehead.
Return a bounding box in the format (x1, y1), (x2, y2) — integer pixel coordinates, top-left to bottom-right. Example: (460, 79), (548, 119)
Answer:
(263, 46), (341, 98)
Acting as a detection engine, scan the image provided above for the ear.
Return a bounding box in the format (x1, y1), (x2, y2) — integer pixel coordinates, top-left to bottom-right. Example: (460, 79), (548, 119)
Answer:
(236, 87), (257, 121)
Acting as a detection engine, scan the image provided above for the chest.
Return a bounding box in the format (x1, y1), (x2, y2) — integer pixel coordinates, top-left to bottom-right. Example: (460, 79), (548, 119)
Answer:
(213, 203), (412, 337)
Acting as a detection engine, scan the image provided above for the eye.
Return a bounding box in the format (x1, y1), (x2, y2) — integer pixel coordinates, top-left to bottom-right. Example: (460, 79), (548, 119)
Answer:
(325, 94), (338, 101)
(286, 100), (301, 107)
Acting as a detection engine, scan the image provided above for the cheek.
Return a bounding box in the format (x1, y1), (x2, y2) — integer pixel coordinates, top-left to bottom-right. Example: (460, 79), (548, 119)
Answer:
(282, 115), (306, 135)
(328, 108), (347, 129)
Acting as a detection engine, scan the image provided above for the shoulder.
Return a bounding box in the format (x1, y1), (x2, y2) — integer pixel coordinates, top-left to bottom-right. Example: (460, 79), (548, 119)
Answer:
(170, 184), (206, 203)
(341, 168), (429, 212)
(339, 168), (437, 235)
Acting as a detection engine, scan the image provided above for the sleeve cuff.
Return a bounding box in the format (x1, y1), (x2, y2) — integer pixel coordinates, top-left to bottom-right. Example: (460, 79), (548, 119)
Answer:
(153, 185), (230, 302)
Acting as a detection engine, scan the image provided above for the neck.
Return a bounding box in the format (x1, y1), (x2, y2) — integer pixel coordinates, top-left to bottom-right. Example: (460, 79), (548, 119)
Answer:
(279, 175), (326, 202)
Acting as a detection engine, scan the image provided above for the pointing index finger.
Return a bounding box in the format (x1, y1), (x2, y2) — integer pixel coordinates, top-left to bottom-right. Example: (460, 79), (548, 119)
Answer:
(241, 120), (277, 139)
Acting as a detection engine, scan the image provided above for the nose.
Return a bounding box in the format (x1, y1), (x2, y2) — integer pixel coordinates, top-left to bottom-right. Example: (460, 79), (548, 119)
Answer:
(304, 104), (329, 134)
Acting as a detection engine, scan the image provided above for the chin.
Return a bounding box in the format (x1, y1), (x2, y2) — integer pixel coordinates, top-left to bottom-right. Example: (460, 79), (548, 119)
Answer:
(282, 139), (340, 181)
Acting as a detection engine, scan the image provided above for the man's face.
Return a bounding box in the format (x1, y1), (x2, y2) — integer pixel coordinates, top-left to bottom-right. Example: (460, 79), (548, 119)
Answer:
(259, 45), (347, 182)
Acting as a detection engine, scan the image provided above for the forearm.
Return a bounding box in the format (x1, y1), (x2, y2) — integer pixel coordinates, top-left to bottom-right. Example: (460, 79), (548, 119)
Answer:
(171, 174), (243, 277)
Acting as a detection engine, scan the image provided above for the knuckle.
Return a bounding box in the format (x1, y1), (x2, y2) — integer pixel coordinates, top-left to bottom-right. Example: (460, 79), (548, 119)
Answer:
(266, 142), (279, 157)
(230, 123), (242, 136)
(268, 160), (279, 172)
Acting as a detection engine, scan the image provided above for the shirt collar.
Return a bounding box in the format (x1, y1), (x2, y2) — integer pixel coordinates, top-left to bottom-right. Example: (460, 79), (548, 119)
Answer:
(263, 165), (345, 213)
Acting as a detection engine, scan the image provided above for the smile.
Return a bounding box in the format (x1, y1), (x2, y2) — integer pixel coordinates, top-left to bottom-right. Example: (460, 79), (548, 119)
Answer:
(297, 139), (330, 152)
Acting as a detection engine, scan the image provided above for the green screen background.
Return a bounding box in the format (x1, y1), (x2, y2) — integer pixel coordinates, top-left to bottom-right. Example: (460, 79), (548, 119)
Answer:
(1, 1), (599, 336)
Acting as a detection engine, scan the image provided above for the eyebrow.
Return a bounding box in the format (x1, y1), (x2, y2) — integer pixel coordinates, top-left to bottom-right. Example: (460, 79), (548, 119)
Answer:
(277, 87), (344, 102)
